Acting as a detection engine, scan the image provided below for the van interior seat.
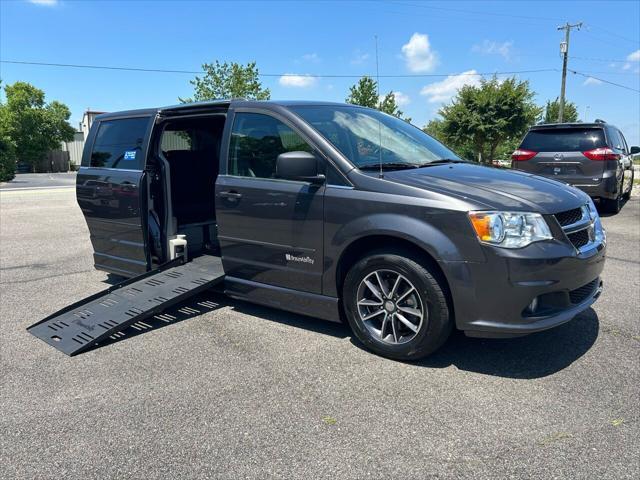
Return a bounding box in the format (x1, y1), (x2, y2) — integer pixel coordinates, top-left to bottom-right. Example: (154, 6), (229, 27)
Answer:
(165, 149), (217, 224)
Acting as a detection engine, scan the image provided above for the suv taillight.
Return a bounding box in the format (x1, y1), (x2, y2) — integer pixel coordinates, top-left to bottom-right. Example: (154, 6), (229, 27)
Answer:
(511, 149), (537, 161)
(582, 147), (620, 161)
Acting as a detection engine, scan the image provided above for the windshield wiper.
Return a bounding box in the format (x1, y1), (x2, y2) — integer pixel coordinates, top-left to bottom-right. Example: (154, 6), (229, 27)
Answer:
(417, 158), (468, 167)
(359, 163), (420, 171)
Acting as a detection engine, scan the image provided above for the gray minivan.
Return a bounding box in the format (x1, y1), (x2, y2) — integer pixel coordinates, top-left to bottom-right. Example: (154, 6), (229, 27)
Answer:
(512, 121), (637, 213)
(31, 100), (607, 360)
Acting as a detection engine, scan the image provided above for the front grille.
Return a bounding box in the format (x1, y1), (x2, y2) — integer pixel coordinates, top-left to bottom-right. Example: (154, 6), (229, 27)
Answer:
(555, 207), (583, 227)
(567, 228), (590, 249)
(569, 279), (599, 304)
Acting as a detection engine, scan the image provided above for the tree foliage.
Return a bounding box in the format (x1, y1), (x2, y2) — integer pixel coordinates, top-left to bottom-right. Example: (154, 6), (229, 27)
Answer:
(347, 77), (410, 121)
(346, 76), (379, 108)
(423, 118), (473, 160)
(542, 97), (579, 123)
(181, 61), (270, 102)
(0, 81), (75, 177)
(434, 76), (541, 163)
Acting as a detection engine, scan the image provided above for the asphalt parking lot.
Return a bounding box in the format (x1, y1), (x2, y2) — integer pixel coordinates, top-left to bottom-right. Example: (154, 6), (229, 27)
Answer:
(1, 186), (638, 479)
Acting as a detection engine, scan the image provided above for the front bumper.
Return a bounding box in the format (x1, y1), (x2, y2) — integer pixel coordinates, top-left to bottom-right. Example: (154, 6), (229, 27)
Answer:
(442, 238), (606, 338)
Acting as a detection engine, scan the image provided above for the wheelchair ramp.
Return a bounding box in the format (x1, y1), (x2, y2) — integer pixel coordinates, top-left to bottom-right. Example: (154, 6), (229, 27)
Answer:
(27, 255), (224, 356)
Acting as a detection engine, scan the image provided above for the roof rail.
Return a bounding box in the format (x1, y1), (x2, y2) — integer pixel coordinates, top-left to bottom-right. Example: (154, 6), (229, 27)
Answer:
(594, 118), (607, 124)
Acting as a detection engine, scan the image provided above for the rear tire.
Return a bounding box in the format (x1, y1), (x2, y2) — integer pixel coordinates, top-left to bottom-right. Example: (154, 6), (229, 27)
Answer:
(601, 191), (622, 214)
(343, 250), (452, 361)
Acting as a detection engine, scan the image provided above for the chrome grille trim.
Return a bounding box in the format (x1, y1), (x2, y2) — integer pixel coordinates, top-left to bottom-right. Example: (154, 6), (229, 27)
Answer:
(554, 204), (599, 254)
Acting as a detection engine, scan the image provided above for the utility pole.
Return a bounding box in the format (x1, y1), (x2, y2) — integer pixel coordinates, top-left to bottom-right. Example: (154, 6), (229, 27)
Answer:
(557, 22), (582, 123)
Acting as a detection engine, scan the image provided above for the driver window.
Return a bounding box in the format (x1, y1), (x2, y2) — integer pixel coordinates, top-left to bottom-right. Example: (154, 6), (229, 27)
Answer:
(229, 113), (311, 178)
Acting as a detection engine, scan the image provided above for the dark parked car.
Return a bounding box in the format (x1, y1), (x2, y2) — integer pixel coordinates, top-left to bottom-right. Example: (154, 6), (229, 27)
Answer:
(512, 121), (637, 213)
(30, 101), (606, 360)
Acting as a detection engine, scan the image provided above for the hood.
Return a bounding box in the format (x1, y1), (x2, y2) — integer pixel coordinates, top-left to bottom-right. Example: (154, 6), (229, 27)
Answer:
(383, 163), (588, 213)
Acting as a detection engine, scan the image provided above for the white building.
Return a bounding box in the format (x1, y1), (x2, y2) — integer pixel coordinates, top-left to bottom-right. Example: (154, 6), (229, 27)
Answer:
(60, 110), (105, 168)
(80, 110), (104, 139)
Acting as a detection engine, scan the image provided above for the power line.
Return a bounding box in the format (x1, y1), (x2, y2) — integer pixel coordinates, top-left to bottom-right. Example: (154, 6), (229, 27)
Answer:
(389, 1), (562, 22)
(569, 56), (632, 64)
(581, 29), (629, 49)
(569, 69), (640, 93)
(585, 24), (639, 46)
(577, 70), (640, 76)
(3, 60), (638, 93)
(0, 60), (556, 78)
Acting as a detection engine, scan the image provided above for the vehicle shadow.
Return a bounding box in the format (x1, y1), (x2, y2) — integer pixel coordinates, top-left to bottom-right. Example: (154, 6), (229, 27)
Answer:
(214, 295), (599, 380)
(595, 197), (631, 217)
(414, 308), (599, 379)
(86, 285), (598, 380)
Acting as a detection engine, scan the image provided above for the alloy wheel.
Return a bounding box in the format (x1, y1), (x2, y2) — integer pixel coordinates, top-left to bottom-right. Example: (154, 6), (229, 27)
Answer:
(356, 269), (426, 345)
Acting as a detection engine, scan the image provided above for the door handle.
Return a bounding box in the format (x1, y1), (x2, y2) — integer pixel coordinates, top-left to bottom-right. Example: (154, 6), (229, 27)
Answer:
(219, 190), (243, 199)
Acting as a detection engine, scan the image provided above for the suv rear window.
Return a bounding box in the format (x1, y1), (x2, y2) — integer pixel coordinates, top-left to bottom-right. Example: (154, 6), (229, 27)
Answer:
(520, 128), (606, 152)
(90, 117), (149, 169)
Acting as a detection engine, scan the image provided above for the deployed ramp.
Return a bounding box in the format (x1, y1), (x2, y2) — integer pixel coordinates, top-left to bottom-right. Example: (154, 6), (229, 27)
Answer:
(27, 255), (224, 356)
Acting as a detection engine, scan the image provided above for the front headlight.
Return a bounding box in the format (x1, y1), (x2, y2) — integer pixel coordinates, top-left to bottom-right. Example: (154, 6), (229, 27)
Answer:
(587, 199), (606, 244)
(468, 211), (552, 248)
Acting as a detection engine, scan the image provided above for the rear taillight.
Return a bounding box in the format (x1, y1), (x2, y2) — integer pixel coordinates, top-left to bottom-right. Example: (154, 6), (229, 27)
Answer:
(511, 149), (537, 161)
(582, 147), (620, 161)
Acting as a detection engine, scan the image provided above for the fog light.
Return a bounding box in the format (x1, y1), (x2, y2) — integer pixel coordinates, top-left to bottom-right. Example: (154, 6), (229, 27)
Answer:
(527, 297), (539, 314)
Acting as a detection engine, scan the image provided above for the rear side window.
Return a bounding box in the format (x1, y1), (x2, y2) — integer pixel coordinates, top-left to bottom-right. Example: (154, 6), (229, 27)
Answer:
(607, 128), (624, 152)
(520, 128), (606, 152)
(229, 113), (311, 178)
(90, 117), (149, 169)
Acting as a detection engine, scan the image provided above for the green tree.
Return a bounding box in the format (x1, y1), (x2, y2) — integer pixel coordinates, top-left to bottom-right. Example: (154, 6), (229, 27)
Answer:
(347, 77), (410, 121)
(0, 81), (74, 175)
(0, 81), (17, 181)
(181, 60), (270, 102)
(542, 97), (579, 123)
(346, 76), (378, 108)
(437, 76), (541, 163)
(423, 118), (474, 160)
(378, 91), (411, 122)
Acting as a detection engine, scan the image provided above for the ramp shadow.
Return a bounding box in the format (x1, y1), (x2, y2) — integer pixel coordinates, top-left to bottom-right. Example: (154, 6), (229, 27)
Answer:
(83, 290), (348, 354)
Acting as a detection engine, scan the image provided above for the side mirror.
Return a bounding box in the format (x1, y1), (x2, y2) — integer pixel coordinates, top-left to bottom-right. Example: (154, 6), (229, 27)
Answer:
(629, 146), (640, 155)
(276, 151), (325, 184)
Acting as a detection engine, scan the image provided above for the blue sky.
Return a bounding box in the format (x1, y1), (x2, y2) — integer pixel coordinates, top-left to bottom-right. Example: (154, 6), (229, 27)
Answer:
(1, 0), (639, 144)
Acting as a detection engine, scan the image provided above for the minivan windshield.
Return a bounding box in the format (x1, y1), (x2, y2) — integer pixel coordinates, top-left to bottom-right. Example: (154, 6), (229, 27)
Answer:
(290, 105), (462, 169)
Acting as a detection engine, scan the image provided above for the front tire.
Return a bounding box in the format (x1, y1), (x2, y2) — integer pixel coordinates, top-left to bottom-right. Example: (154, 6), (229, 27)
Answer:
(343, 251), (452, 361)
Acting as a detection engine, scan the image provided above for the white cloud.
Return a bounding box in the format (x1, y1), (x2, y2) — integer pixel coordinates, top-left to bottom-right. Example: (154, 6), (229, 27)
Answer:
(350, 50), (370, 65)
(627, 49), (640, 62)
(278, 74), (318, 88)
(622, 62), (632, 70)
(583, 77), (603, 86)
(401, 33), (438, 72)
(28, 0), (59, 5)
(379, 91), (410, 106)
(420, 70), (480, 103)
(472, 40), (514, 60)
(301, 53), (320, 63)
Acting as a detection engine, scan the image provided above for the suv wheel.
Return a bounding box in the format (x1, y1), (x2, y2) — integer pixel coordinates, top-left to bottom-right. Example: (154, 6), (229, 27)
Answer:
(343, 251), (452, 361)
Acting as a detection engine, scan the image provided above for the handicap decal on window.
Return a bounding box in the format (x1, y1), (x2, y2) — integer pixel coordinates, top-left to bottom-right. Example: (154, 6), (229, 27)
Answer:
(123, 150), (137, 161)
